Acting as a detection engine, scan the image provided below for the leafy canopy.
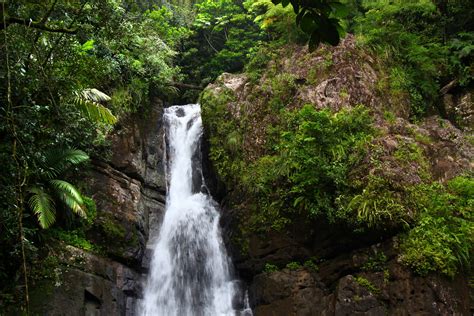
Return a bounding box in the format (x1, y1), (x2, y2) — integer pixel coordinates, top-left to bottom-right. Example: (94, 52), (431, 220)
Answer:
(270, 0), (348, 49)
(27, 148), (90, 229)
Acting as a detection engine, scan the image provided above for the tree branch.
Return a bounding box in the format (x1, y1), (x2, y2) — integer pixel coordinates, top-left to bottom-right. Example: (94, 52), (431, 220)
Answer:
(40, 0), (59, 24)
(440, 79), (458, 95)
(0, 16), (77, 34)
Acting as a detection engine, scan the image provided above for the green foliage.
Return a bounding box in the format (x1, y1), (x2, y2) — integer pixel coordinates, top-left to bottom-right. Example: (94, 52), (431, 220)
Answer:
(246, 104), (374, 229)
(303, 259), (319, 272)
(267, 73), (297, 110)
(361, 252), (387, 272)
(81, 196), (97, 228)
(100, 215), (126, 240)
(354, 0), (474, 118)
(179, 0), (350, 98)
(49, 229), (99, 252)
(178, 0), (263, 98)
(338, 176), (414, 229)
(336, 139), (431, 230)
(246, 0), (303, 43)
(263, 263), (279, 272)
(27, 187), (56, 229)
(27, 148), (89, 228)
(448, 32), (474, 86)
(285, 261), (301, 270)
(354, 276), (380, 295)
(73, 89), (117, 125)
(244, 43), (278, 81)
(0, 0), (184, 301)
(268, 0), (348, 49)
(399, 176), (474, 277)
(201, 88), (245, 186)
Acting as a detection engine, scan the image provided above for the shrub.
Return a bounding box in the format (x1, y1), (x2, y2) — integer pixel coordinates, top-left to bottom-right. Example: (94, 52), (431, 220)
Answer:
(303, 259), (319, 272)
(246, 104), (374, 230)
(49, 229), (98, 252)
(354, 276), (380, 295)
(285, 262), (301, 270)
(399, 176), (474, 277)
(263, 263), (279, 273)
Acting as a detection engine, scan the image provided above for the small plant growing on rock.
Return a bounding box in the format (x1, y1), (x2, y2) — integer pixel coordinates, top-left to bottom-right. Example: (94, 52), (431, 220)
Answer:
(361, 252), (387, 272)
(285, 261), (301, 270)
(383, 110), (396, 124)
(383, 269), (390, 284)
(399, 176), (473, 278)
(263, 263), (279, 273)
(303, 259), (319, 272)
(354, 276), (380, 295)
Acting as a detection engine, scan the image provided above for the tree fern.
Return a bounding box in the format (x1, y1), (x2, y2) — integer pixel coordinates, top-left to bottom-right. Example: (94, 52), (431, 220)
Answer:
(73, 88), (117, 125)
(28, 148), (90, 228)
(50, 180), (86, 217)
(42, 148), (89, 179)
(28, 187), (56, 229)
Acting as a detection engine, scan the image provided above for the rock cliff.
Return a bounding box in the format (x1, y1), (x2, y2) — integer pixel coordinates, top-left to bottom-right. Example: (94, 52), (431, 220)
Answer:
(201, 36), (473, 315)
(29, 100), (167, 315)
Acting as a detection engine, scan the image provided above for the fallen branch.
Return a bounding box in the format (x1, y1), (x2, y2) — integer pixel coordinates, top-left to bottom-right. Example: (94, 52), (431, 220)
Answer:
(440, 79), (458, 95)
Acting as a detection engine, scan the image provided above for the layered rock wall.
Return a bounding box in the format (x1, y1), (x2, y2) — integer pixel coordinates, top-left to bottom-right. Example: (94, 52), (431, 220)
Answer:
(29, 100), (167, 315)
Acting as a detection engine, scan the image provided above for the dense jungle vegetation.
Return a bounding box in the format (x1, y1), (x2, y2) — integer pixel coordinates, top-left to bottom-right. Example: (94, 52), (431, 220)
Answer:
(0, 0), (473, 312)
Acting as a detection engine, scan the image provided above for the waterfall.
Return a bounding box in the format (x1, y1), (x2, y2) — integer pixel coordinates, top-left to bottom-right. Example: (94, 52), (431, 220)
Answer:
(139, 104), (251, 316)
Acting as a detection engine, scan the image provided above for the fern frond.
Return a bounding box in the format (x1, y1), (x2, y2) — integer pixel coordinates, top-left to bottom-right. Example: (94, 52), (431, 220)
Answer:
(80, 88), (111, 103)
(28, 187), (56, 229)
(43, 148), (89, 178)
(50, 180), (86, 217)
(73, 89), (117, 125)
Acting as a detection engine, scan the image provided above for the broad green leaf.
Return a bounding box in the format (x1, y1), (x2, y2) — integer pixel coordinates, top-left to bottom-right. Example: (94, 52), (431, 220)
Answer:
(291, 0), (300, 14)
(50, 180), (86, 217)
(81, 40), (95, 52)
(28, 187), (56, 229)
(43, 148), (89, 178)
(296, 9), (306, 25)
(321, 20), (340, 46)
(330, 2), (349, 18)
(80, 88), (111, 103)
(309, 31), (322, 51)
(300, 13), (317, 33)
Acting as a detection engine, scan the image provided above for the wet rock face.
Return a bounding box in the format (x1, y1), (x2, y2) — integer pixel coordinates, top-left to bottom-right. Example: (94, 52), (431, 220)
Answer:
(250, 269), (334, 316)
(29, 246), (142, 316)
(248, 241), (470, 316)
(86, 102), (167, 313)
(30, 101), (168, 315)
(87, 102), (167, 268)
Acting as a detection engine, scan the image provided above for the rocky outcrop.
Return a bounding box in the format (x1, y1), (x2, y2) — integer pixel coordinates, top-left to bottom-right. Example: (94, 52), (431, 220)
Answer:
(30, 246), (141, 315)
(442, 87), (474, 132)
(248, 241), (470, 316)
(202, 36), (473, 315)
(87, 102), (167, 268)
(29, 100), (167, 315)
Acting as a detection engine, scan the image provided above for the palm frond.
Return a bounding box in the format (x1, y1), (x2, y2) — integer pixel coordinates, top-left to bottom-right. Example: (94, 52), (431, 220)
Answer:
(73, 88), (117, 125)
(80, 88), (111, 103)
(50, 180), (86, 217)
(28, 187), (56, 229)
(42, 148), (89, 179)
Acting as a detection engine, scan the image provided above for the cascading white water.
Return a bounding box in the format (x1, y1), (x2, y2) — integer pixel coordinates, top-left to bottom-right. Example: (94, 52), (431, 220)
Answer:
(140, 104), (251, 316)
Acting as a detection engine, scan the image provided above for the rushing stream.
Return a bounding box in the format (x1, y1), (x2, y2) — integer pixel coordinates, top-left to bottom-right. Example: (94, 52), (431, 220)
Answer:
(139, 104), (251, 316)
